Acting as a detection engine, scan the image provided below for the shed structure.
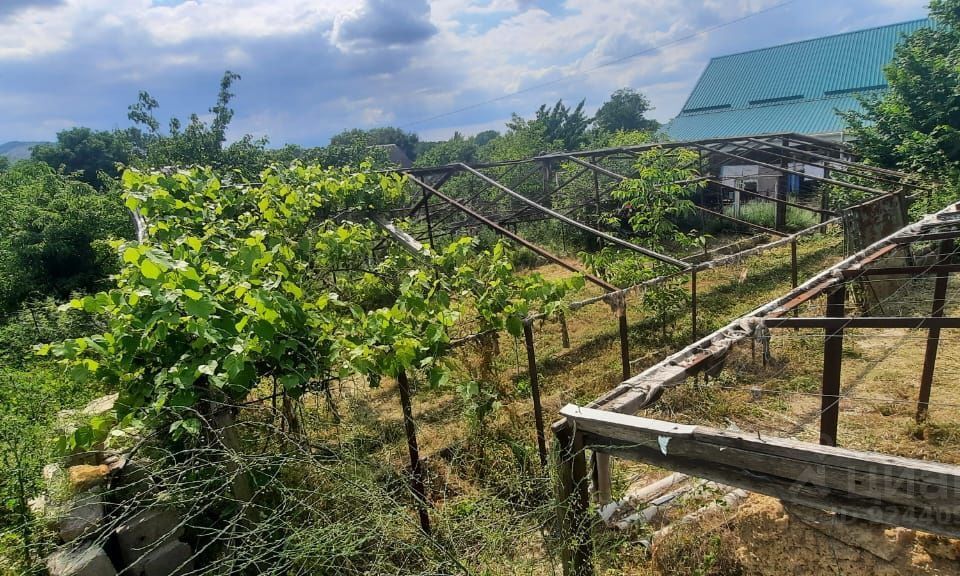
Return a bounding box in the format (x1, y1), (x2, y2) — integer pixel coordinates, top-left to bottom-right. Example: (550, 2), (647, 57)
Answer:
(664, 19), (931, 142)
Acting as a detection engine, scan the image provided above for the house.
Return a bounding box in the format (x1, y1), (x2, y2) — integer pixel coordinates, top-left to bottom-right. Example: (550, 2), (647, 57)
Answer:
(663, 19), (930, 202)
(373, 143), (413, 168)
(664, 19), (931, 143)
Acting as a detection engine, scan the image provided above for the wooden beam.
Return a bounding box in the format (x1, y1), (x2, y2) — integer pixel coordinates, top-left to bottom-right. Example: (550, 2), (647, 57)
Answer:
(554, 422), (594, 576)
(763, 317), (960, 329)
(820, 286), (846, 447)
(893, 229), (960, 244)
(560, 405), (960, 538)
(917, 239), (954, 422)
(842, 263), (960, 278)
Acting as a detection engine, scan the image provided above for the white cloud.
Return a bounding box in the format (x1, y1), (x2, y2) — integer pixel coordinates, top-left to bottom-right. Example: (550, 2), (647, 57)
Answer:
(0, 0), (934, 144)
(360, 106), (394, 125)
(0, 0), (357, 60)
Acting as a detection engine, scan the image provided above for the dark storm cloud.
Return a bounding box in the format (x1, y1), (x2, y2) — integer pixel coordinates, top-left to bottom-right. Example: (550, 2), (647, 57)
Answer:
(0, 0), (63, 18)
(333, 0), (437, 51)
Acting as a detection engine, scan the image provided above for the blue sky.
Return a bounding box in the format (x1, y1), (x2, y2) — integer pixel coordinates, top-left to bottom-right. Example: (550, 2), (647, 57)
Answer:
(0, 0), (930, 146)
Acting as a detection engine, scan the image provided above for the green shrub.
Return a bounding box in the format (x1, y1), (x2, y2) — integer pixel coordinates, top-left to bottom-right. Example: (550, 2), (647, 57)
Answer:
(724, 201), (819, 232)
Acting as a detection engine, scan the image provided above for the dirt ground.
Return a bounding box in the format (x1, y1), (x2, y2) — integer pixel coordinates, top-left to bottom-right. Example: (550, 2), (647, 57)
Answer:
(651, 495), (960, 576)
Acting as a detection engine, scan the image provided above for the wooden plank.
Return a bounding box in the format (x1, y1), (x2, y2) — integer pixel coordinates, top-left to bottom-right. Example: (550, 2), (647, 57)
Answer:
(842, 263), (960, 277)
(593, 441), (960, 538)
(561, 405), (960, 537)
(562, 405), (960, 487)
(764, 317), (960, 329)
(369, 214), (425, 255)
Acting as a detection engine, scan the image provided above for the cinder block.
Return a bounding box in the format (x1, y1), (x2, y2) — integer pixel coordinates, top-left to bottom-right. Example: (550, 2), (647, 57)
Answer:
(142, 540), (194, 576)
(46, 542), (117, 576)
(58, 490), (104, 543)
(116, 508), (184, 569)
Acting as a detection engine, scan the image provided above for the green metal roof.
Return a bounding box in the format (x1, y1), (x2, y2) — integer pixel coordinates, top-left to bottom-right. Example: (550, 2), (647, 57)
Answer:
(664, 18), (931, 141)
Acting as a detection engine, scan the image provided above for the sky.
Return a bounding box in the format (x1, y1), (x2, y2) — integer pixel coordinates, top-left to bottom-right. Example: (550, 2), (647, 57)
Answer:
(0, 0), (931, 146)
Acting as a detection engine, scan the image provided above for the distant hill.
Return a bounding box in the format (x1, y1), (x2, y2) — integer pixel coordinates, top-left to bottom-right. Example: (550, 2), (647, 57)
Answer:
(0, 141), (48, 161)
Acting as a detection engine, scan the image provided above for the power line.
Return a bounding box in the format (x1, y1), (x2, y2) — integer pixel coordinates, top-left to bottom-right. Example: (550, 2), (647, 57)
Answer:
(399, 0), (799, 129)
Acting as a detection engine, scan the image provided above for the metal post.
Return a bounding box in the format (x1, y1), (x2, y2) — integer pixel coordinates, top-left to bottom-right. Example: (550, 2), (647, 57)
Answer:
(791, 238), (799, 322)
(820, 285), (846, 447)
(554, 422), (593, 576)
(542, 160), (553, 209)
(821, 167), (831, 224)
(591, 452), (611, 506)
(776, 138), (788, 231)
(397, 369), (430, 533)
(593, 170), (603, 250)
(917, 239), (954, 423)
(522, 322), (548, 468)
(559, 310), (571, 349)
(617, 295), (631, 380)
(790, 238), (799, 289)
(690, 267), (698, 341)
(421, 186), (434, 247)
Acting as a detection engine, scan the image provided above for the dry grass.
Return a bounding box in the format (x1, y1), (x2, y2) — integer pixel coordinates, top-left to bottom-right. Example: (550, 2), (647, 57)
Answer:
(286, 230), (879, 573)
(271, 227), (960, 574)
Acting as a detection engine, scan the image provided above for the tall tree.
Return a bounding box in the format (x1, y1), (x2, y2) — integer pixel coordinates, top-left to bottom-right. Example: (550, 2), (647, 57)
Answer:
(31, 128), (133, 187)
(126, 70), (264, 175)
(843, 1), (960, 181)
(413, 132), (479, 167)
(0, 162), (132, 310)
(329, 127), (420, 161)
(507, 99), (591, 151)
(594, 88), (659, 134)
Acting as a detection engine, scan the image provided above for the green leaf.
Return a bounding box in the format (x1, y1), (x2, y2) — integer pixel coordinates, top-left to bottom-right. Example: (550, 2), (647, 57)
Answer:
(505, 315), (524, 338)
(123, 247), (141, 265)
(185, 236), (202, 251)
(140, 259), (163, 279)
(279, 374), (301, 392)
(282, 281), (303, 299)
(198, 360), (218, 375)
(184, 298), (215, 318)
(253, 320), (275, 340)
(182, 418), (201, 435)
(183, 289), (203, 300)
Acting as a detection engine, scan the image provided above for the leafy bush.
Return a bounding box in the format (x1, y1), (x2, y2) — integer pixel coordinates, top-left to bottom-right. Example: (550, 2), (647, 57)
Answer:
(0, 364), (105, 571)
(0, 162), (132, 312)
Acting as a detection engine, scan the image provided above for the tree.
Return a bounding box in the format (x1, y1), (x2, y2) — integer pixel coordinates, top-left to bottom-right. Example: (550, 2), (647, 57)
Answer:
(31, 128), (133, 187)
(506, 99), (592, 151)
(413, 132), (478, 167)
(0, 162), (132, 311)
(126, 70), (267, 176)
(594, 88), (659, 134)
(843, 1), (960, 181)
(329, 126), (420, 162)
(474, 130), (500, 147)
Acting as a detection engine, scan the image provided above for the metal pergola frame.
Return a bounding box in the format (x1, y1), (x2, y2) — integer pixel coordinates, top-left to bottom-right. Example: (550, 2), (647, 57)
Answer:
(553, 200), (960, 576)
